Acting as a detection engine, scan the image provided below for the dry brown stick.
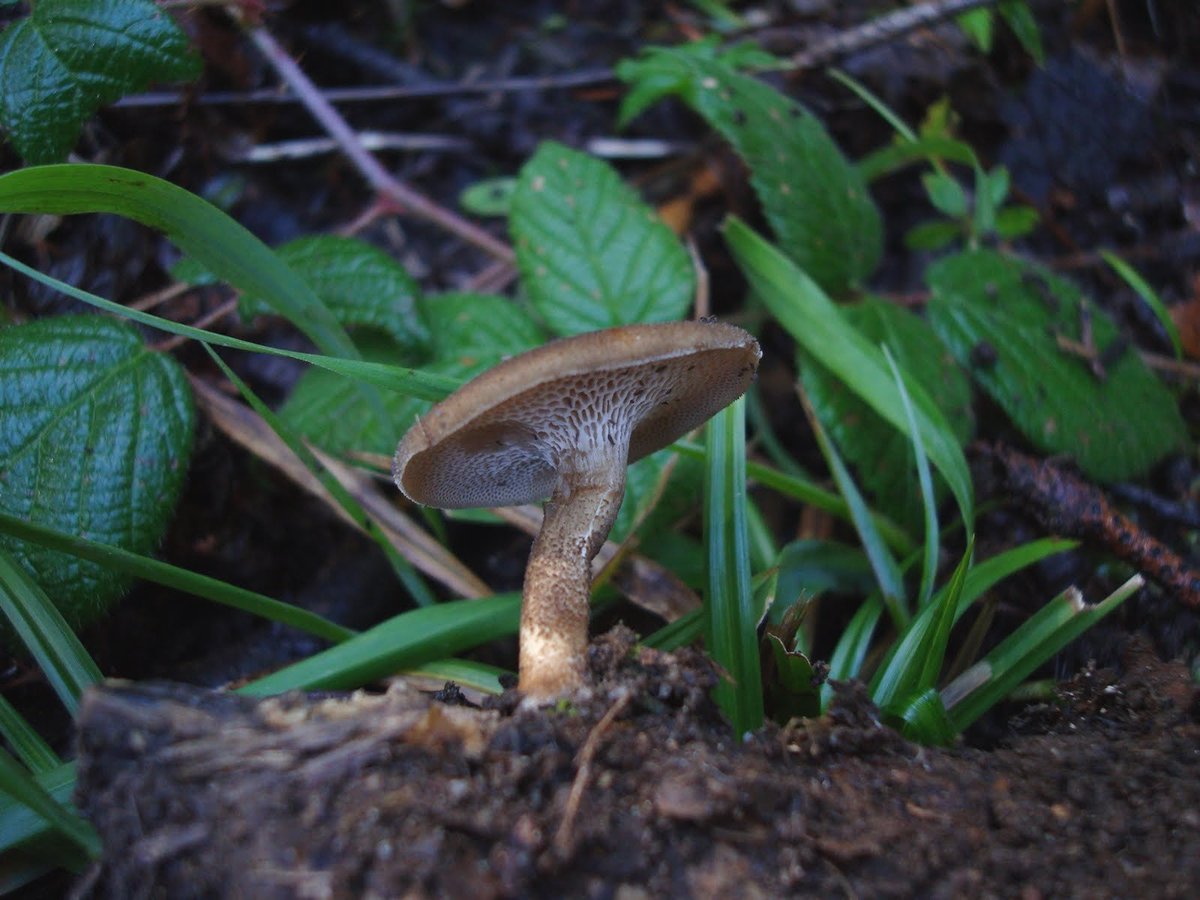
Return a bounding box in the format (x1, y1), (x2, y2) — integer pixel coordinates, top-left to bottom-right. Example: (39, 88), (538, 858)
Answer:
(790, 0), (999, 70)
(973, 441), (1200, 609)
(552, 692), (633, 857)
(192, 375), (492, 599)
(154, 296), (239, 353)
(243, 24), (514, 264)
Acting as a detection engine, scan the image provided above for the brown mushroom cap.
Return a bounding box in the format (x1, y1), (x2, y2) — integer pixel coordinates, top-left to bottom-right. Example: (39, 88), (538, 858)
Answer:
(393, 321), (761, 509)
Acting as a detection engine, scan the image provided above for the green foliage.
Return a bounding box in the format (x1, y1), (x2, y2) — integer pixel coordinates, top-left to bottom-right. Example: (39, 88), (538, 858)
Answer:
(238, 236), (428, 353)
(928, 250), (1189, 481)
(800, 297), (974, 533)
(0, 0), (199, 164)
(509, 141), (694, 334)
(0, 316), (193, 629)
(704, 397), (763, 736)
(281, 293), (545, 455)
(725, 217), (975, 530)
(618, 46), (882, 296)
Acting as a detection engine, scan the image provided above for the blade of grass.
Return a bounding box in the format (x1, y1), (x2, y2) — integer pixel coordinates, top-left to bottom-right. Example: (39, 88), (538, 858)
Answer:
(0, 512), (353, 644)
(0, 696), (59, 775)
(725, 216), (973, 529)
(403, 659), (509, 695)
(643, 607), (704, 651)
(703, 397), (764, 736)
(0, 550), (101, 717)
(0, 761), (76, 855)
(944, 575), (1142, 732)
(0, 748), (99, 861)
(0, 164), (355, 358)
(799, 387), (909, 627)
(872, 537), (974, 715)
(822, 594), (884, 709)
(1100, 249), (1182, 360)
(884, 346), (939, 608)
(0, 249), (458, 402)
(828, 68), (917, 142)
(673, 440), (916, 555)
(239, 592), (521, 696)
(205, 347), (437, 607)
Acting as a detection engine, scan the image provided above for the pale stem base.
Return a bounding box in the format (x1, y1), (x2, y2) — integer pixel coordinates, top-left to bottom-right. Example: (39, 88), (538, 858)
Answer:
(518, 457), (625, 699)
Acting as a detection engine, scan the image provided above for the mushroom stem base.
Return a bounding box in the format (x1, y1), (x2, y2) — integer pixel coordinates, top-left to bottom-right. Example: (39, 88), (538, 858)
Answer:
(518, 477), (623, 700)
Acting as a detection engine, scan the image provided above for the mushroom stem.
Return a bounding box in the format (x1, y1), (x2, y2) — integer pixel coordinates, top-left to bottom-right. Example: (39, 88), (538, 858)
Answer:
(518, 456), (626, 699)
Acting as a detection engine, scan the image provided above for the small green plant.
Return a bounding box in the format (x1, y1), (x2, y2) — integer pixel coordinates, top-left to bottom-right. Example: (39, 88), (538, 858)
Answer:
(0, 7), (1188, 884)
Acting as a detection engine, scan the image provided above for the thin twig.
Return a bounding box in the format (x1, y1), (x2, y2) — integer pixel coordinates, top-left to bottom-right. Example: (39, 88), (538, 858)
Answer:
(244, 24), (513, 263)
(115, 69), (616, 108)
(154, 296), (239, 353)
(1055, 334), (1200, 382)
(553, 692), (632, 857)
(790, 0), (999, 70)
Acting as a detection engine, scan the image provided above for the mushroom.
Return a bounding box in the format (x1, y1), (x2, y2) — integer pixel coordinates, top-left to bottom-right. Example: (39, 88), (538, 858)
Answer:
(392, 320), (761, 699)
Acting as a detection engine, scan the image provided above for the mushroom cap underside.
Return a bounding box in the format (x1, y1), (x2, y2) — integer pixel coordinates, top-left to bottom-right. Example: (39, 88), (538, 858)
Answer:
(393, 321), (760, 509)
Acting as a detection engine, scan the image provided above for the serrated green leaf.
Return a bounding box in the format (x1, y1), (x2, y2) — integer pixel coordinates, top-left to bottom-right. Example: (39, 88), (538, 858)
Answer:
(510, 141), (693, 335)
(0, 0), (199, 164)
(764, 633), (821, 721)
(0, 316), (193, 628)
(927, 250), (1188, 481)
(239, 236), (428, 353)
(799, 297), (973, 534)
(282, 294), (545, 454)
(423, 292), (546, 362)
(619, 48), (882, 294)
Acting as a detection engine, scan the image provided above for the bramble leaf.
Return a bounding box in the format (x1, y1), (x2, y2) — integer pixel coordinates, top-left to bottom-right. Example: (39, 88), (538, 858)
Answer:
(510, 141), (693, 335)
(618, 47), (882, 295)
(239, 236), (428, 354)
(0, 316), (194, 628)
(0, 0), (199, 164)
(927, 250), (1188, 480)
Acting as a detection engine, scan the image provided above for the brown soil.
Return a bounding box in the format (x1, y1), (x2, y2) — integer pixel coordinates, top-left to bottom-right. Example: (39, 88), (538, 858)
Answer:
(74, 628), (1200, 899)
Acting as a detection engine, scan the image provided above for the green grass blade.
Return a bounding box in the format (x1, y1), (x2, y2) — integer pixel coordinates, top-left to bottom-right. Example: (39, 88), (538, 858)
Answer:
(703, 397), (764, 736)
(884, 346), (939, 608)
(0, 249), (458, 402)
(0, 696), (59, 775)
(0, 164), (356, 358)
(725, 216), (974, 530)
(801, 389), (909, 626)
(872, 537), (973, 714)
(0, 761), (76, 855)
(944, 575), (1142, 732)
(642, 608), (704, 651)
(404, 659), (509, 695)
(239, 592), (521, 696)
(0, 550), (101, 716)
(828, 68), (916, 142)
(674, 440), (915, 555)
(1100, 249), (1183, 360)
(822, 594), (884, 709)
(0, 512), (353, 644)
(205, 347), (436, 608)
(0, 749), (99, 860)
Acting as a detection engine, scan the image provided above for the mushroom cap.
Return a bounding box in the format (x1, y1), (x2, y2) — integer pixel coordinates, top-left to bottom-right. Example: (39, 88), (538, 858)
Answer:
(393, 321), (760, 509)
